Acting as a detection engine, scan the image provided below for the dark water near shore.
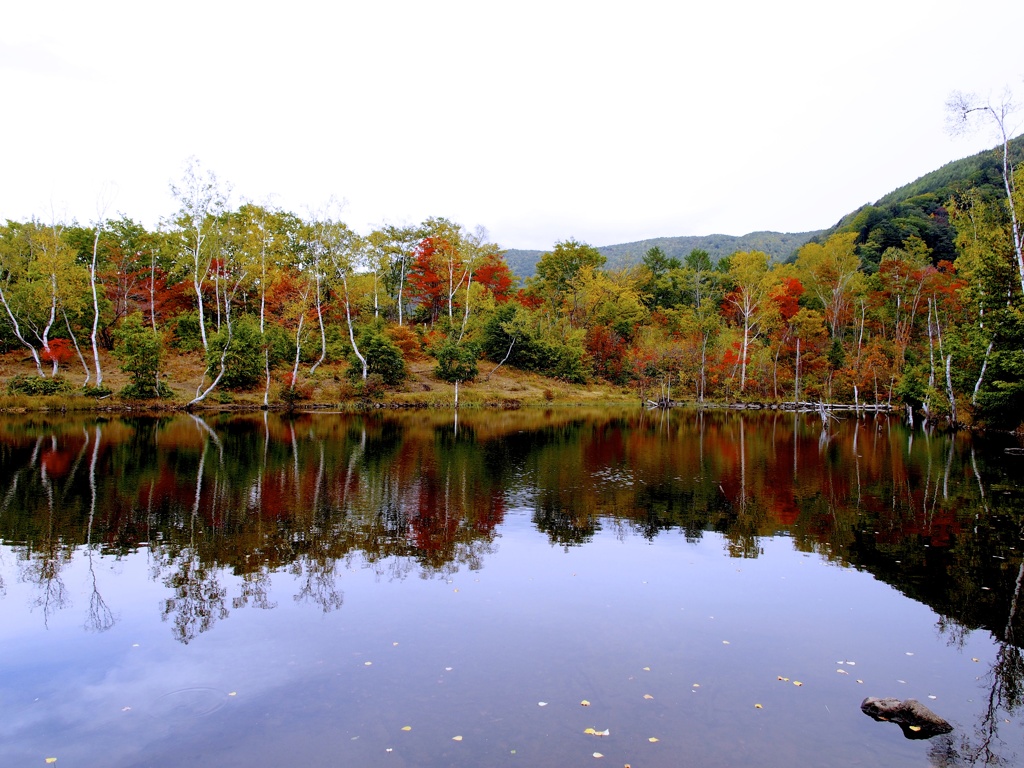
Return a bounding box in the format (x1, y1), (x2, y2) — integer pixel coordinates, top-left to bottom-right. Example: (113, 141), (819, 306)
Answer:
(1, 408), (1023, 767)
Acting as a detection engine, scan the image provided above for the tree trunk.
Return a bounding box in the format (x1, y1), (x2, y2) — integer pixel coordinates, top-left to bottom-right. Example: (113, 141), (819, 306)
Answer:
(89, 223), (103, 386)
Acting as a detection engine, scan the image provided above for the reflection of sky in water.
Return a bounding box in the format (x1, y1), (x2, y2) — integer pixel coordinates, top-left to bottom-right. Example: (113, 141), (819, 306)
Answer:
(1, 520), (1016, 768)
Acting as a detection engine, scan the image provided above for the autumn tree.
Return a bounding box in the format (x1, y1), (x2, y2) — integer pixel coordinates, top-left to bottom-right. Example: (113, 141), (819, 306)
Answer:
(723, 251), (777, 393)
(169, 157), (228, 353)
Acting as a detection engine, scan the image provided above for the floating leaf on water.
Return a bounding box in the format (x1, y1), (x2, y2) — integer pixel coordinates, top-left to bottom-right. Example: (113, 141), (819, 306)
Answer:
(401, 726), (412, 731)
(584, 728), (597, 735)
(648, 737), (660, 743)
(452, 735), (463, 741)
(593, 752), (604, 758)
(836, 669), (849, 675)
(642, 667), (651, 672)
(777, 676), (789, 682)
(755, 703), (763, 709)
(793, 681), (803, 687)
(581, 700), (591, 707)
(643, 694), (654, 700)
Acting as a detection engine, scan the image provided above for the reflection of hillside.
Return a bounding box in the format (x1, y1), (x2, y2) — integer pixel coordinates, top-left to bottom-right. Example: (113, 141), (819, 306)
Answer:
(0, 410), (1021, 651)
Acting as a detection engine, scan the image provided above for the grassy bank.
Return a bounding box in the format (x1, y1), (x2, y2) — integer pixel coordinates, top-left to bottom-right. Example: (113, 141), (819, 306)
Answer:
(0, 350), (637, 412)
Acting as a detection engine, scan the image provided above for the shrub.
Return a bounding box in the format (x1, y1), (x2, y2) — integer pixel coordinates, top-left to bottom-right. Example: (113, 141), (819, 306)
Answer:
(82, 384), (113, 398)
(7, 374), (73, 396)
(207, 316), (264, 390)
(346, 325), (406, 385)
(171, 312), (204, 351)
(114, 313), (166, 399)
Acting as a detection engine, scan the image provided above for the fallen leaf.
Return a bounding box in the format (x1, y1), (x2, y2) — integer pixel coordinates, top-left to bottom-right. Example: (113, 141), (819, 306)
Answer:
(754, 703), (763, 709)
(793, 681), (803, 687)
(648, 737), (659, 743)
(452, 735), (463, 741)
(643, 694), (654, 700)
(581, 700), (591, 707)
(401, 726), (412, 731)
(584, 728), (597, 735)
(777, 676), (789, 682)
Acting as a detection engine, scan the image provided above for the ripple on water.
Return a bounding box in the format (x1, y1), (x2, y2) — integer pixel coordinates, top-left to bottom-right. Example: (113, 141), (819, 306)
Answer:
(147, 687), (228, 725)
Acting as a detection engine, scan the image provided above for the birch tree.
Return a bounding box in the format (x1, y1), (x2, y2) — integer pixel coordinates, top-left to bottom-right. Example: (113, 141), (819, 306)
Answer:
(169, 157), (228, 353)
(947, 89), (1024, 298)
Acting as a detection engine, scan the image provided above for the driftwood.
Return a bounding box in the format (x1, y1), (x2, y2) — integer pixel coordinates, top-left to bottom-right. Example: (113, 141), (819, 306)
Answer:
(860, 697), (953, 739)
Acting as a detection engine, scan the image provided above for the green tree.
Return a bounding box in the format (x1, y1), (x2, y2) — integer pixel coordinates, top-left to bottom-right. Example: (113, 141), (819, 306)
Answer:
(114, 312), (168, 398)
(433, 337), (479, 408)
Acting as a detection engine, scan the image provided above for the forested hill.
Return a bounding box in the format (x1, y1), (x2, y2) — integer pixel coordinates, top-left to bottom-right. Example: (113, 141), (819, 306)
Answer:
(807, 133), (1024, 270)
(504, 230), (823, 280)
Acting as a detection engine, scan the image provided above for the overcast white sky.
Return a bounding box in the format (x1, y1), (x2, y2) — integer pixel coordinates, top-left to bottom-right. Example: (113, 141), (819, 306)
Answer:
(2, 0), (1022, 251)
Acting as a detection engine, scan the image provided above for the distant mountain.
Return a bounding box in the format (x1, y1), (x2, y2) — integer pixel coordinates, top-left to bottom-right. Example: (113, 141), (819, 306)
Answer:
(504, 230), (823, 281)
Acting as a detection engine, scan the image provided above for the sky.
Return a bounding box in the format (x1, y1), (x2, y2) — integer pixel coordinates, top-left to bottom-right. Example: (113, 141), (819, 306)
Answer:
(2, 0), (1022, 251)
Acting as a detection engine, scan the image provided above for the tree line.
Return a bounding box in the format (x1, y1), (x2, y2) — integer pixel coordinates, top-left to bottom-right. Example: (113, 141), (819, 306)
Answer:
(1, 144), (1022, 425)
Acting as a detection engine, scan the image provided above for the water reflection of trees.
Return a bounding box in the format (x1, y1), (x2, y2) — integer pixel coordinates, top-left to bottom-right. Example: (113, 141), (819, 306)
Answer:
(0, 409), (1022, 653)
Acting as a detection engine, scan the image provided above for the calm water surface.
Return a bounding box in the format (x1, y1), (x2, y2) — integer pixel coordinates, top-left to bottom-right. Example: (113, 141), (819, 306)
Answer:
(1, 408), (1023, 767)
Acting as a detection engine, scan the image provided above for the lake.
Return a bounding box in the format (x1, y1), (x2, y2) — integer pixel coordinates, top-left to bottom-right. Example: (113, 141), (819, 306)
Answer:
(1, 408), (1022, 767)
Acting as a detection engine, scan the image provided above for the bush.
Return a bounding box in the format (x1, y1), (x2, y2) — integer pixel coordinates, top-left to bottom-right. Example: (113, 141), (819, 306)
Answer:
(7, 374), (73, 396)
(346, 325), (407, 385)
(114, 313), (165, 398)
(82, 385), (113, 398)
(207, 316), (264, 390)
(121, 381), (173, 400)
(171, 312), (204, 351)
